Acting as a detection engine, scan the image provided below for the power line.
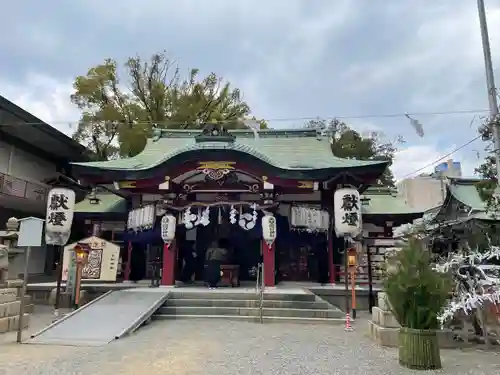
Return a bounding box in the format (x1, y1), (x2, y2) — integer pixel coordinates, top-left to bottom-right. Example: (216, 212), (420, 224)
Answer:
(400, 135), (482, 179)
(1, 104), (487, 180)
(0, 108), (491, 127)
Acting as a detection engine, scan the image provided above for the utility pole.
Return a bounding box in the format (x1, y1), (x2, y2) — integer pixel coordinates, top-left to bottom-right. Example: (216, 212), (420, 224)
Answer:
(477, 0), (500, 190)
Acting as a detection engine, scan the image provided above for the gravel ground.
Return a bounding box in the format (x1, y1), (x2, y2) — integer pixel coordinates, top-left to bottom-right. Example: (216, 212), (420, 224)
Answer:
(0, 306), (499, 375)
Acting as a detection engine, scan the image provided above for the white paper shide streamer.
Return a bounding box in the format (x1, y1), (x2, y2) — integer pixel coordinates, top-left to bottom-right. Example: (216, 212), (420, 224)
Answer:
(435, 246), (500, 326)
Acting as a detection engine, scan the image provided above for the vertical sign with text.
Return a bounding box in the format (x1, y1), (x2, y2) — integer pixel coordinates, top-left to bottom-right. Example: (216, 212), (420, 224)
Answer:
(65, 250), (77, 298)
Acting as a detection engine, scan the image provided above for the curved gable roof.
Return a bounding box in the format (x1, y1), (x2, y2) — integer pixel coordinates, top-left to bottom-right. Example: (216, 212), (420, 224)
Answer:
(72, 128), (388, 173)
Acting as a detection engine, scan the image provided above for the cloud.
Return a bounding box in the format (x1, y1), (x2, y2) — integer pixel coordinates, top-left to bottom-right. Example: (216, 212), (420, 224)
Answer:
(0, 74), (78, 135)
(392, 142), (483, 181)
(0, 0), (498, 180)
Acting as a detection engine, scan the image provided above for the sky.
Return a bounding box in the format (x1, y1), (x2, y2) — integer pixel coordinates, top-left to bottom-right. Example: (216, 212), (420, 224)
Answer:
(1, 0), (500, 181)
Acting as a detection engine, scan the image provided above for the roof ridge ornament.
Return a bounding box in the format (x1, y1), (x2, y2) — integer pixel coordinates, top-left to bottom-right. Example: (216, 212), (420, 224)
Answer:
(195, 123), (236, 143)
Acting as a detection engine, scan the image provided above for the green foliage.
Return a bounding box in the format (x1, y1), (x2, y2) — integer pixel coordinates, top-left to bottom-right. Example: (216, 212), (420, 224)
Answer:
(384, 238), (452, 330)
(304, 118), (402, 187)
(476, 118), (499, 211)
(71, 51), (256, 160)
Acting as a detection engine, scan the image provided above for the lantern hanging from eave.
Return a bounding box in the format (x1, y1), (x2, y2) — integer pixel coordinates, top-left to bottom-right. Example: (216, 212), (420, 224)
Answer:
(334, 187), (362, 237)
(161, 214), (177, 245)
(262, 214), (277, 248)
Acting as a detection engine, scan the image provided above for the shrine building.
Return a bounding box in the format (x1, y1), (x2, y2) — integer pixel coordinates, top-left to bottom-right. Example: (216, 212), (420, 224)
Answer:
(69, 125), (422, 287)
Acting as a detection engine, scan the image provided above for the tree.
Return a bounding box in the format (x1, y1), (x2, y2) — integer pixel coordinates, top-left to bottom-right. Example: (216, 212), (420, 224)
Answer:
(476, 117), (498, 209)
(304, 119), (402, 187)
(71, 51), (255, 160)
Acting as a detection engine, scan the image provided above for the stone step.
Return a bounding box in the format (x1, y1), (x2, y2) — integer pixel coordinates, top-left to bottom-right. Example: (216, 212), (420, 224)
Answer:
(168, 292), (316, 302)
(164, 298), (331, 309)
(157, 306), (343, 319)
(153, 314), (345, 325)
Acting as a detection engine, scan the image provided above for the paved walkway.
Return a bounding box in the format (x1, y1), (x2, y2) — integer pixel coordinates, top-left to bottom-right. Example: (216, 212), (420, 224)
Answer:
(0, 306), (498, 375)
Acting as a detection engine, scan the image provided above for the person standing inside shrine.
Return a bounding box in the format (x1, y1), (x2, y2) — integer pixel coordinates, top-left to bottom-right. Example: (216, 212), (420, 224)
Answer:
(316, 240), (329, 284)
(129, 243), (146, 283)
(205, 241), (227, 289)
(181, 241), (197, 283)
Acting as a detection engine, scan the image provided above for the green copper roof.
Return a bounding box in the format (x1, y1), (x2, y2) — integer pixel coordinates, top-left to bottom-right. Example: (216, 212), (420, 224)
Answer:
(72, 129), (387, 171)
(362, 187), (423, 215)
(75, 193), (126, 214)
(447, 178), (486, 211)
(434, 178), (500, 222)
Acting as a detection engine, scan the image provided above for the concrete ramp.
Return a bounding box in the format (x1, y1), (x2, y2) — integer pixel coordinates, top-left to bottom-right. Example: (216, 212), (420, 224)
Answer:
(26, 288), (170, 347)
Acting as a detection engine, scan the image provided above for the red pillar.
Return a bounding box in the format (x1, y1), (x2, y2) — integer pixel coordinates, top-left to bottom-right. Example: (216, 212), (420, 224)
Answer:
(328, 232), (336, 284)
(262, 240), (275, 287)
(161, 240), (177, 286)
(124, 241), (132, 281)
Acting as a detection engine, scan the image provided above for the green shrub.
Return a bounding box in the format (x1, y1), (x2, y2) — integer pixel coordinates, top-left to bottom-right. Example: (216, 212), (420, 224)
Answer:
(384, 238), (452, 330)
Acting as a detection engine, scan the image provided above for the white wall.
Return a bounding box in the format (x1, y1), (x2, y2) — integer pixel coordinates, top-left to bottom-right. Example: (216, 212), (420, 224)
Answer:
(0, 140), (57, 182)
(397, 176), (445, 211)
(0, 139), (11, 174)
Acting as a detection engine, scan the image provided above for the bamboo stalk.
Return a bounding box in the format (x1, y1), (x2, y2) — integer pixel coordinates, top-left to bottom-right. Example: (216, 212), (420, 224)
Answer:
(398, 327), (442, 370)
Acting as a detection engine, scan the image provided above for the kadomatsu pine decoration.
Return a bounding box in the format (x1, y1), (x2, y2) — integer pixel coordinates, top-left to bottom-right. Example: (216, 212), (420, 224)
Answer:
(384, 238), (452, 370)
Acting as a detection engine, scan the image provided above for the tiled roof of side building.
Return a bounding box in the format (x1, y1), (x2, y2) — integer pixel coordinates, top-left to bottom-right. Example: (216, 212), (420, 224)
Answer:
(362, 186), (424, 215)
(75, 193), (127, 213)
(446, 178), (486, 211)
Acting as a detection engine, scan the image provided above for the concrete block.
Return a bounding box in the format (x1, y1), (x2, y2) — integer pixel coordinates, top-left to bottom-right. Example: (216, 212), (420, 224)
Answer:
(369, 321), (460, 349)
(0, 300), (20, 318)
(0, 288), (17, 295)
(0, 294), (16, 304)
(0, 316), (8, 333)
(8, 314), (30, 331)
(0, 314), (29, 333)
(372, 306), (399, 328)
(377, 292), (392, 311)
(369, 321), (399, 346)
(6, 279), (23, 289)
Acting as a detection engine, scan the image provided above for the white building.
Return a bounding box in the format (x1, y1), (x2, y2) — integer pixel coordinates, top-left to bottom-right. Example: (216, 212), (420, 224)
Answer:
(396, 159), (462, 211)
(0, 95), (90, 278)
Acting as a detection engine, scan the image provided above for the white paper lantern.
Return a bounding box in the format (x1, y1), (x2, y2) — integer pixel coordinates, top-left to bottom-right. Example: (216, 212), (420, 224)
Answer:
(262, 214), (277, 246)
(334, 188), (362, 237)
(45, 188), (76, 235)
(161, 214), (176, 244)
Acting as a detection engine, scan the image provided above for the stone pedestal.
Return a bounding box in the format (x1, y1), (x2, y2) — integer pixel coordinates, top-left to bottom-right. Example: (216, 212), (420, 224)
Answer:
(48, 289), (89, 308)
(369, 292), (457, 348)
(0, 279), (32, 334)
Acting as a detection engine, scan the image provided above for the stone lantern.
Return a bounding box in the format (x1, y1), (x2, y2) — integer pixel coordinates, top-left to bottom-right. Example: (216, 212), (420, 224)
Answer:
(0, 217), (20, 281)
(6, 217), (19, 232)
